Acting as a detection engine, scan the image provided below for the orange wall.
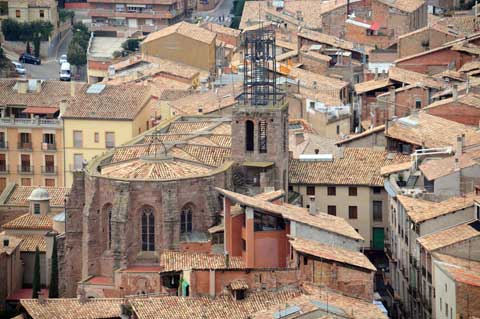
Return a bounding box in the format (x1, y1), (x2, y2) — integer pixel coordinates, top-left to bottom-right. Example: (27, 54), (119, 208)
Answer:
(179, 241), (212, 253)
(253, 229), (288, 268)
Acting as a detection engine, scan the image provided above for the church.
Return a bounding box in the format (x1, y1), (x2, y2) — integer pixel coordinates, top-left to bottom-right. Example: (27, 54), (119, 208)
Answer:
(60, 28), (292, 297)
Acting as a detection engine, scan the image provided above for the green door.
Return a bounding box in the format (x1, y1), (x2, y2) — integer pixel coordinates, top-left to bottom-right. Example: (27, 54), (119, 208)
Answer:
(373, 227), (385, 249)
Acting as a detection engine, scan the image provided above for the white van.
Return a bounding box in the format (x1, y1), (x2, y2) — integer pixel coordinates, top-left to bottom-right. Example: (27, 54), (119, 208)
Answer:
(59, 62), (71, 81)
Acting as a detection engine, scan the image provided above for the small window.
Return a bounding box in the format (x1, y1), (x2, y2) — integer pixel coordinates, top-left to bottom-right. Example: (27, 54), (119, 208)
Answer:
(39, 10), (44, 18)
(327, 205), (336, 216)
(105, 132), (115, 149)
(94, 132), (99, 143)
(445, 303), (448, 316)
(303, 255), (308, 265)
(373, 187), (382, 194)
(349, 206), (358, 219)
(415, 99), (422, 109)
(45, 178), (55, 187)
(445, 283), (447, 292)
(373, 201), (383, 222)
(21, 178), (31, 186)
(349, 187), (357, 196)
(306, 186), (315, 196)
(242, 239), (246, 251)
(245, 120), (254, 152)
(16, 10), (20, 18)
(309, 101), (315, 109)
(33, 203), (41, 214)
(73, 131), (83, 148)
(327, 186), (336, 196)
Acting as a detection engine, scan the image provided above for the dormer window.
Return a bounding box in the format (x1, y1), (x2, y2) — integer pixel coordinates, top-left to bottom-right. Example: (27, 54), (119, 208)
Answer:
(34, 203), (40, 215)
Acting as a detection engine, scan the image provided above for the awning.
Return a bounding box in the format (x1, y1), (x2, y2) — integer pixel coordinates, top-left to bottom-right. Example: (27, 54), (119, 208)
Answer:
(370, 22), (380, 31)
(242, 161), (274, 168)
(22, 106), (59, 114)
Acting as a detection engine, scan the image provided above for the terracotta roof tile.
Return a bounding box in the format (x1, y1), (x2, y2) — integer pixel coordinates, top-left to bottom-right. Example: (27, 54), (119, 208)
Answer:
(389, 67), (444, 89)
(290, 237), (376, 271)
(380, 161), (412, 175)
(397, 193), (478, 223)
(375, 0), (425, 12)
(289, 148), (409, 186)
(17, 235), (47, 252)
(131, 288), (302, 319)
(229, 279), (249, 290)
(160, 251), (245, 271)
(20, 298), (124, 319)
(2, 214), (53, 231)
(216, 188), (363, 241)
(418, 221), (480, 251)
(3, 185), (69, 207)
(420, 148), (480, 180)
(385, 112), (480, 148)
(143, 22), (216, 45)
(436, 259), (480, 288)
(424, 93), (480, 111)
(336, 125), (386, 145)
(298, 29), (374, 53)
(354, 78), (392, 94)
(63, 84), (152, 120)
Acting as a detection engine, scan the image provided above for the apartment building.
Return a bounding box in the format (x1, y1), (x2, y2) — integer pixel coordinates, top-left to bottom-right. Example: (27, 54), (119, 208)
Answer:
(0, 79), (85, 190)
(88, 0), (185, 37)
(62, 82), (155, 186)
(289, 148), (409, 253)
(8, 0), (58, 27)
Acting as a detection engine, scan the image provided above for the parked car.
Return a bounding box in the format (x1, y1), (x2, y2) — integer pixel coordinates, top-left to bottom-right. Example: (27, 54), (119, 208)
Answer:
(59, 54), (68, 65)
(12, 61), (26, 75)
(59, 62), (71, 81)
(19, 53), (41, 65)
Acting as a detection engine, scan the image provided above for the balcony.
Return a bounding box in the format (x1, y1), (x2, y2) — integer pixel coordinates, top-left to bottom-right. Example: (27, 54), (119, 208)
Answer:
(41, 143), (57, 151)
(42, 166), (57, 175)
(88, 0), (179, 4)
(18, 165), (33, 174)
(0, 117), (61, 128)
(18, 142), (33, 151)
(89, 8), (181, 19)
(0, 164), (8, 173)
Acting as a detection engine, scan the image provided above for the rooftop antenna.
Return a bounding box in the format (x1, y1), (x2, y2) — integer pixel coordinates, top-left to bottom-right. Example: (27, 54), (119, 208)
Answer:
(146, 126), (167, 158)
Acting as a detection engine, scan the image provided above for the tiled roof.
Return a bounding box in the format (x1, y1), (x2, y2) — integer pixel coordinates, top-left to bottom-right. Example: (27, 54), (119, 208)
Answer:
(168, 85), (240, 116)
(20, 298), (124, 319)
(385, 112), (480, 148)
(290, 237), (376, 271)
(17, 235), (47, 252)
(229, 279), (249, 290)
(143, 22), (216, 45)
(160, 251), (245, 271)
(354, 78), (392, 94)
(3, 185), (69, 207)
(298, 28), (374, 53)
(433, 253), (480, 274)
(0, 80), (85, 107)
(397, 193), (478, 223)
(420, 148), (480, 180)
(375, 0), (425, 12)
(417, 221), (480, 251)
(0, 232), (22, 255)
(380, 161), (411, 176)
(216, 188), (363, 241)
(424, 93), (480, 111)
(459, 60), (480, 73)
(131, 288), (302, 319)
(63, 84), (152, 120)
(167, 120), (221, 134)
(289, 148), (409, 186)
(388, 67), (444, 89)
(254, 190), (285, 202)
(436, 259), (480, 288)
(434, 16), (478, 35)
(2, 214), (53, 230)
(253, 284), (388, 319)
(200, 22), (241, 38)
(335, 125), (386, 145)
(275, 64), (349, 92)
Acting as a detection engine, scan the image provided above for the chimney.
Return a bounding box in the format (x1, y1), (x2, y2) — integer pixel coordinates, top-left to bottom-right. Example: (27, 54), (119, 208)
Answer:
(70, 81), (76, 97)
(389, 86), (396, 119)
(295, 132), (305, 145)
(454, 157), (460, 171)
(452, 84), (458, 101)
(200, 77), (208, 93)
(374, 67), (378, 80)
(337, 146), (345, 159)
(308, 196), (316, 215)
(59, 99), (68, 117)
(17, 79), (28, 94)
(3, 237), (9, 247)
(225, 252), (230, 268)
(456, 134), (465, 160)
(36, 80), (42, 93)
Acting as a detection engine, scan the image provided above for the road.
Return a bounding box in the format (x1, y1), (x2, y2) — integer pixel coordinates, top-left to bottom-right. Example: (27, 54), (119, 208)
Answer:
(19, 29), (73, 81)
(193, 0), (235, 26)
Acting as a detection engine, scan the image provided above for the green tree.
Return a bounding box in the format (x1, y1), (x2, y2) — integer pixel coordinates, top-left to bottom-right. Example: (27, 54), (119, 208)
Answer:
(48, 236), (59, 298)
(32, 246), (41, 299)
(67, 40), (87, 67)
(122, 38), (141, 52)
(59, 9), (75, 24)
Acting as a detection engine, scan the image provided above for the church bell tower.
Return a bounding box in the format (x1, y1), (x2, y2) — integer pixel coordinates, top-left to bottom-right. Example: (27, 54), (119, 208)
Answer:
(231, 27), (289, 194)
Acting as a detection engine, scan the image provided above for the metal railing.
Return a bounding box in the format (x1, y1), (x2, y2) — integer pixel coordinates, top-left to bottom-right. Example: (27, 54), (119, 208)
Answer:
(42, 166), (57, 175)
(0, 141), (7, 150)
(0, 117), (61, 128)
(41, 143), (57, 151)
(18, 142), (32, 150)
(18, 165), (33, 174)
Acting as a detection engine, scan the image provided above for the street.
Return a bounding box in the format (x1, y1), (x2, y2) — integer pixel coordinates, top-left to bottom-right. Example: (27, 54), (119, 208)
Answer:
(22, 29), (73, 81)
(193, 0), (235, 26)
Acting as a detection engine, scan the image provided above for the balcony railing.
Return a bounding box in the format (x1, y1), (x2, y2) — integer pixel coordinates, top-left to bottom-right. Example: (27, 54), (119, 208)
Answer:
(42, 166), (57, 175)
(0, 141), (7, 150)
(0, 117), (61, 128)
(41, 143), (57, 151)
(18, 142), (32, 150)
(89, 8), (180, 19)
(18, 165), (33, 174)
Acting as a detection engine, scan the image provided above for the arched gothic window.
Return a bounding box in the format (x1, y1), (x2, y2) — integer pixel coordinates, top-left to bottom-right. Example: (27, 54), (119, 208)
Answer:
(141, 206), (155, 251)
(245, 120), (254, 151)
(180, 204), (193, 234)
